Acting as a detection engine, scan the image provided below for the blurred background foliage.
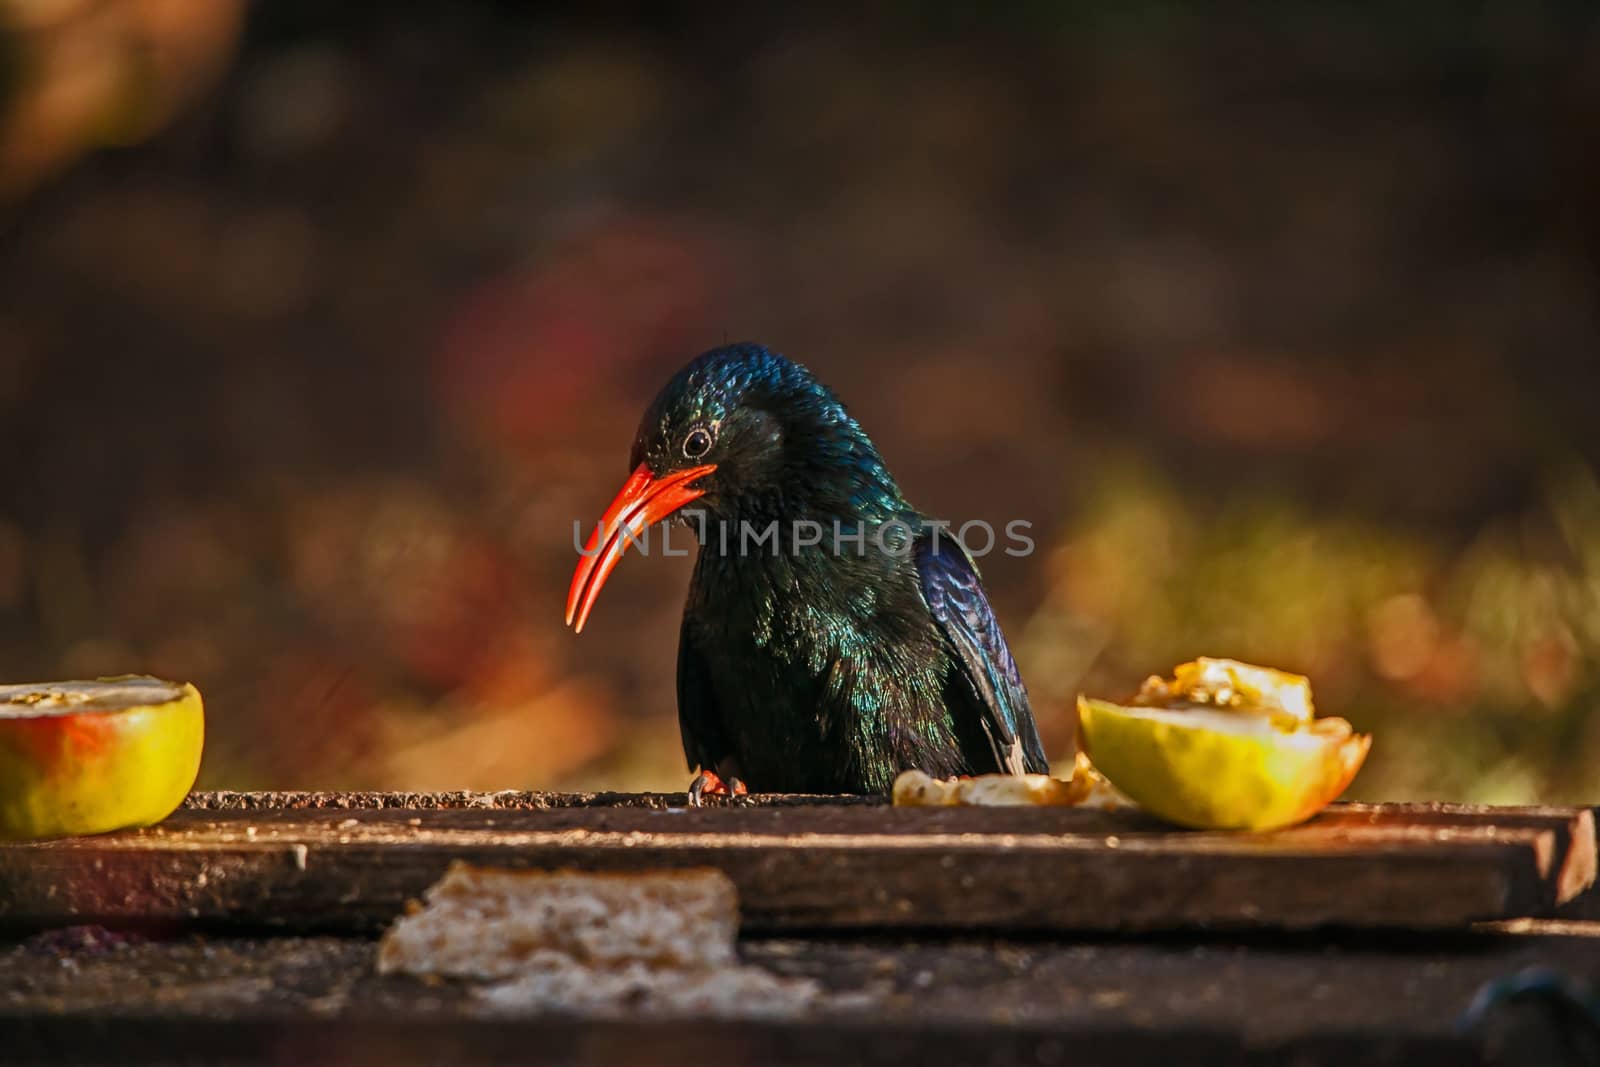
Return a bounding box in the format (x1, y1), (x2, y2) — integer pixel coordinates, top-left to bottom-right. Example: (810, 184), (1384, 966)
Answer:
(1, 1), (1599, 800)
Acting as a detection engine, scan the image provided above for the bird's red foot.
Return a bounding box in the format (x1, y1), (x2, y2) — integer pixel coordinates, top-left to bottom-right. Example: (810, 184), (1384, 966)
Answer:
(688, 769), (748, 806)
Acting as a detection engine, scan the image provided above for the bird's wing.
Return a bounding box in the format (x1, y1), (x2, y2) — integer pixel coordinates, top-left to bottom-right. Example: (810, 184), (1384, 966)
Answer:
(915, 529), (1050, 776)
(676, 620), (732, 775)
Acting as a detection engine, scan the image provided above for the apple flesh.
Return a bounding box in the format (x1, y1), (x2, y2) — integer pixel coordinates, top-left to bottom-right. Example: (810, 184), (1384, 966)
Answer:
(1078, 661), (1370, 832)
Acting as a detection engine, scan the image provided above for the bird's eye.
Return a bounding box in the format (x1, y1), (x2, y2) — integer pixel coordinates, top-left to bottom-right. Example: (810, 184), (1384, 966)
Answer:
(682, 426), (715, 460)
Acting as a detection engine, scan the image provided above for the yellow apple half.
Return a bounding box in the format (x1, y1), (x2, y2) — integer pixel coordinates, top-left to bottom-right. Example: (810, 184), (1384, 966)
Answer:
(0, 677), (203, 840)
(1077, 693), (1369, 832)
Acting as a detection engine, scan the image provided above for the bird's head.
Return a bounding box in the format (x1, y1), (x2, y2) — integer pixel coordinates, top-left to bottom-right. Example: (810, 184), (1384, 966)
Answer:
(566, 343), (903, 631)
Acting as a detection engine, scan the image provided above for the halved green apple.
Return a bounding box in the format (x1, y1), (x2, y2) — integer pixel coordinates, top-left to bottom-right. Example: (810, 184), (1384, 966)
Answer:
(0, 677), (203, 840)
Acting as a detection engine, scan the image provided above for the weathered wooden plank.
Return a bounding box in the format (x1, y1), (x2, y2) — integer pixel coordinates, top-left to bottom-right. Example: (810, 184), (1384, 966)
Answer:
(0, 797), (1590, 934)
(176, 795), (1597, 913)
(0, 1015), (1489, 1067)
(10, 919), (1600, 1065)
(173, 793), (1600, 914)
(0, 926), (1548, 1067)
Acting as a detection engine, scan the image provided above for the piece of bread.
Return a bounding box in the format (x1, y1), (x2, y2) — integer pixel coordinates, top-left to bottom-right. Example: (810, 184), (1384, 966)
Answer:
(892, 753), (1128, 808)
(377, 863), (825, 1018)
(377, 863), (738, 979)
(892, 769), (1082, 806)
(478, 959), (821, 1019)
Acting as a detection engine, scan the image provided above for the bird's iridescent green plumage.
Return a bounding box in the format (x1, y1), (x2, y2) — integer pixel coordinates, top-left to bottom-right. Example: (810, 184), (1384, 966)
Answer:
(632, 344), (1048, 794)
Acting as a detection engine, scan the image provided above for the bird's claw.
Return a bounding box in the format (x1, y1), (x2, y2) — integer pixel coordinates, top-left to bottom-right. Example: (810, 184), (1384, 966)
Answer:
(688, 770), (748, 807)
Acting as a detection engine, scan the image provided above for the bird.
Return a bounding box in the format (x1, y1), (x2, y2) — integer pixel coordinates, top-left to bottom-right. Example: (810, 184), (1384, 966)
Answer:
(565, 343), (1050, 798)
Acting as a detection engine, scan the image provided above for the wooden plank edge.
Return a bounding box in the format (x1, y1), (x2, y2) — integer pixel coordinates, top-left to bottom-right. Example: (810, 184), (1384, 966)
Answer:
(1340, 802), (1596, 908)
(183, 790), (880, 811)
(0, 830), (1553, 935)
(171, 794), (1599, 912)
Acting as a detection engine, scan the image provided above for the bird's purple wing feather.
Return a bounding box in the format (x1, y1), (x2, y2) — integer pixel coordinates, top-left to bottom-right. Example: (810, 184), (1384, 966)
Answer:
(915, 531), (1050, 775)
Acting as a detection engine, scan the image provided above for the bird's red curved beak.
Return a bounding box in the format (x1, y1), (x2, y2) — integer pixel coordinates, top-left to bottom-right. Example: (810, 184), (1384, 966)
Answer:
(565, 462), (716, 633)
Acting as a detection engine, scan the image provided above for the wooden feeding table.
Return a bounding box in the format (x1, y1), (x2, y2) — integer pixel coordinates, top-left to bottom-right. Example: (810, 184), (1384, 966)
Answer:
(1, 792), (1597, 1066)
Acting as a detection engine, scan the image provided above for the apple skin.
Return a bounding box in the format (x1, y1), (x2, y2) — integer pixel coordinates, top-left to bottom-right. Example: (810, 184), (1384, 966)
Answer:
(1078, 695), (1370, 832)
(0, 678), (203, 841)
